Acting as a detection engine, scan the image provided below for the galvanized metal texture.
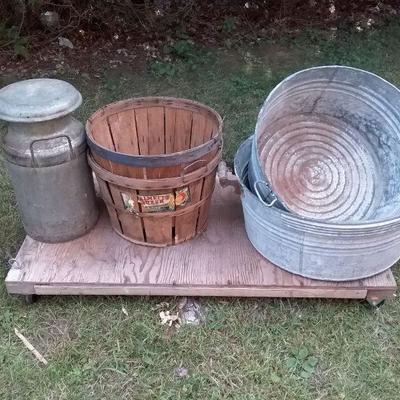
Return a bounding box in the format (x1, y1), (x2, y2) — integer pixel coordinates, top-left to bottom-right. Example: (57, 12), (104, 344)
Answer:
(3, 116), (86, 167)
(254, 66), (400, 223)
(235, 136), (400, 281)
(0, 79), (82, 122)
(248, 136), (284, 210)
(0, 79), (98, 243)
(5, 153), (99, 243)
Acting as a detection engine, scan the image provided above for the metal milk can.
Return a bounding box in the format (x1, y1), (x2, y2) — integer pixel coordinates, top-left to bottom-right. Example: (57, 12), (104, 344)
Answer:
(0, 78), (99, 242)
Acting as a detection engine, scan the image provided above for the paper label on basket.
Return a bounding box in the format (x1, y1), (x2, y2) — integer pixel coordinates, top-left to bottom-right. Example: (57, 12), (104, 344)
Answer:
(122, 187), (192, 214)
(175, 187), (191, 208)
(137, 192), (176, 213)
(121, 192), (137, 214)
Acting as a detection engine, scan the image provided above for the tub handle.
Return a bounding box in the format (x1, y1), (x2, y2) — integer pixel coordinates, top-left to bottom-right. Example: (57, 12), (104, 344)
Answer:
(181, 159), (208, 182)
(253, 180), (277, 208)
(30, 135), (74, 167)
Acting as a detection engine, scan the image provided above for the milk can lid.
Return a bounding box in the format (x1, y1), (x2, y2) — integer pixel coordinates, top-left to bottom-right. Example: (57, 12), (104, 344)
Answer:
(0, 78), (82, 122)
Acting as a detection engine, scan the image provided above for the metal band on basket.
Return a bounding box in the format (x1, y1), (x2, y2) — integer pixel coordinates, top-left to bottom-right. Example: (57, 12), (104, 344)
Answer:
(88, 150), (221, 190)
(87, 135), (221, 168)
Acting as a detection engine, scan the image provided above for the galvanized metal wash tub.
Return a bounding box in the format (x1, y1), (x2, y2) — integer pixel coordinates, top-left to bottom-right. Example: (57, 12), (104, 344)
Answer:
(235, 136), (400, 281)
(0, 79), (99, 242)
(253, 66), (400, 223)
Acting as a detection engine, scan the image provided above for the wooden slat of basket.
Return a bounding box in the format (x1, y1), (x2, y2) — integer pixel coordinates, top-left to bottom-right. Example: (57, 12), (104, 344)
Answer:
(197, 172), (217, 231)
(107, 110), (145, 179)
(146, 107), (167, 180)
(159, 107), (185, 178)
(107, 115), (131, 177)
(97, 113), (145, 240)
(142, 216), (173, 245)
(90, 119), (115, 172)
(203, 117), (216, 142)
(108, 110), (140, 155)
(190, 113), (207, 148)
(139, 188), (174, 245)
(147, 107), (165, 156)
(165, 108), (176, 154)
(108, 185), (145, 242)
(96, 178), (122, 233)
(174, 178), (204, 242)
(90, 118), (115, 149)
(90, 97), (220, 131)
(135, 108), (149, 156)
(174, 109), (192, 152)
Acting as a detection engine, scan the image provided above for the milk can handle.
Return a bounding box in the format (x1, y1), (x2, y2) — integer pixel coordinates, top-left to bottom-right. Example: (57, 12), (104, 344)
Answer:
(29, 135), (74, 166)
(253, 180), (277, 207)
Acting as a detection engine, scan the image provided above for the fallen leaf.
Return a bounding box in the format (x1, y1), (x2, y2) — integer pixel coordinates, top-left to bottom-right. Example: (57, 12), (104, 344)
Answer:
(159, 311), (180, 327)
(174, 367), (189, 378)
(121, 307), (129, 316)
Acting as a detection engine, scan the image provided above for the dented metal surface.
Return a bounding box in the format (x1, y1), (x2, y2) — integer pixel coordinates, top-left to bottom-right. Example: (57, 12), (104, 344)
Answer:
(235, 137), (400, 281)
(254, 66), (400, 223)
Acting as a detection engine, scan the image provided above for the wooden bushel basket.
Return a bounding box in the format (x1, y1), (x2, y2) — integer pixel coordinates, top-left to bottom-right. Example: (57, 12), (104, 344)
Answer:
(86, 97), (223, 246)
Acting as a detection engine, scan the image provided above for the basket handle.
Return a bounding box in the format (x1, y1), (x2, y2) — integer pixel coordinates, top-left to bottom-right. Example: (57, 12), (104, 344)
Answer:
(253, 180), (277, 208)
(180, 159), (208, 182)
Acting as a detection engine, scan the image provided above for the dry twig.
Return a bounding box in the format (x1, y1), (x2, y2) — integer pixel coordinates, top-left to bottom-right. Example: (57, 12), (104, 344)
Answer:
(14, 328), (48, 365)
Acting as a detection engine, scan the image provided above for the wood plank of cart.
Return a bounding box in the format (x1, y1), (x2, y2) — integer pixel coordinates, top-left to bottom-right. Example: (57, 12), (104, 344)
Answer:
(5, 175), (397, 304)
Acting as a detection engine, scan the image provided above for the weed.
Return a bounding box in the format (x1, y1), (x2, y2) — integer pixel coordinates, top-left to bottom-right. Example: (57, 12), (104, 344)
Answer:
(0, 23), (28, 58)
(286, 347), (319, 379)
(166, 40), (197, 61)
(222, 16), (238, 33)
(151, 60), (179, 78)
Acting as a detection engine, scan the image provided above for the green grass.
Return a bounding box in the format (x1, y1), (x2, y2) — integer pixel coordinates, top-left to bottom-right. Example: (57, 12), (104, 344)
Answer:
(1, 20), (400, 400)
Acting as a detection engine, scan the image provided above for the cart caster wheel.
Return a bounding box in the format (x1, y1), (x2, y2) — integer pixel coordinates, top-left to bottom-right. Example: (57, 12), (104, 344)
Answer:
(24, 294), (37, 305)
(366, 298), (386, 308)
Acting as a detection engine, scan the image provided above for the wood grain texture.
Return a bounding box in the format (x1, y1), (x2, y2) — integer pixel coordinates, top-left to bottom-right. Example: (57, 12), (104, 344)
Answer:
(174, 178), (204, 242)
(134, 108), (149, 155)
(89, 120), (115, 172)
(191, 113), (207, 148)
(165, 108), (176, 154)
(6, 178), (397, 299)
(147, 107), (165, 156)
(110, 185), (145, 243)
(108, 110), (140, 155)
(138, 187), (174, 246)
(96, 178), (121, 232)
(146, 107), (166, 179)
(197, 172), (217, 231)
(174, 110), (192, 152)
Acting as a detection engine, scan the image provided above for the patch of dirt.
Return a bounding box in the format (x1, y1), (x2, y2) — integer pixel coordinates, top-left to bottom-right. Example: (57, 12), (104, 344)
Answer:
(0, 37), (149, 83)
(34, 314), (75, 357)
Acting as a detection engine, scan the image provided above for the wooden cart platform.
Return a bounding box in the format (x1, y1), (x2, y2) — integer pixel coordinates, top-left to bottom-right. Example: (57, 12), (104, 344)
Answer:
(5, 176), (397, 305)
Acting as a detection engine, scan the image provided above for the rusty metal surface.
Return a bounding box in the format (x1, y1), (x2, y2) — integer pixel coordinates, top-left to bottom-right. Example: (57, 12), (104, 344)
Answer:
(254, 66), (400, 222)
(235, 137), (400, 281)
